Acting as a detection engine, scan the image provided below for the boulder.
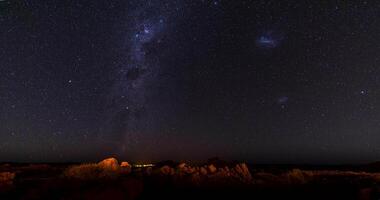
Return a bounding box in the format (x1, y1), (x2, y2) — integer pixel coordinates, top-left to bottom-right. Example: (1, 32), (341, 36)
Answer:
(160, 165), (172, 175)
(186, 166), (196, 174)
(178, 163), (186, 169)
(200, 167), (208, 175)
(120, 161), (130, 167)
(98, 157), (119, 171)
(233, 163), (252, 182)
(120, 162), (132, 174)
(208, 164), (217, 174)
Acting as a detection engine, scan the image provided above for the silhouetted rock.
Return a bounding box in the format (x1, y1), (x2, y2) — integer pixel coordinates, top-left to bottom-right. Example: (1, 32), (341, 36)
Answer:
(160, 165), (172, 175)
(145, 167), (153, 176)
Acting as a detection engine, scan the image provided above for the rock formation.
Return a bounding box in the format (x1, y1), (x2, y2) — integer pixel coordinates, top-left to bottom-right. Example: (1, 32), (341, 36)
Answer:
(0, 172), (15, 186)
(208, 164), (217, 174)
(120, 161), (130, 167)
(64, 158), (133, 180)
(157, 162), (252, 185)
(98, 157), (119, 171)
(160, 165), (173, 175)
(233, 163), (252, 182)
(120, 161), (132, 174)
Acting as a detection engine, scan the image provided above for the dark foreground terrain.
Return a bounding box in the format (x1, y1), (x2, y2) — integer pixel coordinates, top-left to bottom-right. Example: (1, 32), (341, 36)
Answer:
(1, 158), (380, 200)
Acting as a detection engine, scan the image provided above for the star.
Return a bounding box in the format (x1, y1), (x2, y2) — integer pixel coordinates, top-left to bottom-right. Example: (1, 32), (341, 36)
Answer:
(259, 36), (275, 45)
(257, 36), (277, 48)
(256, 31), (284, 48)
(277, 96), (289, 104)
(144, 28), (150, 34)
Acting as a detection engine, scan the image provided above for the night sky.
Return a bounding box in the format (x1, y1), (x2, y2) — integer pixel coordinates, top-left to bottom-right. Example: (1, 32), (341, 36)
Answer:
(1, 0), (380, 164)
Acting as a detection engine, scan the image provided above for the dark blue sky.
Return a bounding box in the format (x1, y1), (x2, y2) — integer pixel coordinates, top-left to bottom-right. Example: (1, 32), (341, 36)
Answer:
(1, 0), (380, 164)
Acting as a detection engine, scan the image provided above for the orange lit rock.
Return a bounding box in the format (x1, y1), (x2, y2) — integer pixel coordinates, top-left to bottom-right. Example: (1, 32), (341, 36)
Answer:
(178, 163), (186, 169)
(233, 163), (252, 182)
(186, 166), (196, 174)
(200, 167), (208, 175)
(120, 162), (130, 167)
(0, 172), (15, 185)
(120, 162), (132, 174)
(208, 164), (217, 174)
(98, 157), (119, 171)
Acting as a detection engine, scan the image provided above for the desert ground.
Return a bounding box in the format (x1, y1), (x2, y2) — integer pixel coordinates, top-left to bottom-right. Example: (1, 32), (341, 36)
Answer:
(1, 158), (380, 200)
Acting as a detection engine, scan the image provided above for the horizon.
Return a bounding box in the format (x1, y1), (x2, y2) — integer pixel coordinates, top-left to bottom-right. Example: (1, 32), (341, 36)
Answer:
(1, 155), (380, 165)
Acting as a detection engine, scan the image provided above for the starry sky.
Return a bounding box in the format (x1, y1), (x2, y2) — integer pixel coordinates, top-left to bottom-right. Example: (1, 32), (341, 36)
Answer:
(1, 0), (380, 164)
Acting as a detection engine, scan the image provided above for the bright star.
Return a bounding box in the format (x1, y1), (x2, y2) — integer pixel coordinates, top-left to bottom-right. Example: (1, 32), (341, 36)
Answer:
(256, 31), (284, 48)
(257, 36), (277, 48)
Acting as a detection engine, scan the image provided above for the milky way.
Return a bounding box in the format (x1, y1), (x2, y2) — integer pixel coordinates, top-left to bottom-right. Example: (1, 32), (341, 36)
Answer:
(109, 0), (184, 156)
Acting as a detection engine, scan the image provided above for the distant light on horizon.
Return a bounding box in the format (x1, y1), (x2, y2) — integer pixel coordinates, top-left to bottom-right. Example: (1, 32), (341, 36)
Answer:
(133, 164), (155, 168)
